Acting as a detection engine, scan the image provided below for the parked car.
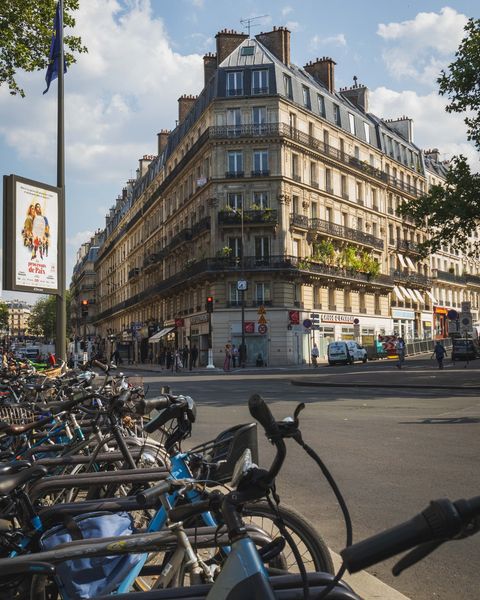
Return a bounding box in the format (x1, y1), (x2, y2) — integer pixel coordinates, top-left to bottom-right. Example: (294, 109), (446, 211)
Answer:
(327, 341), (368, 366)
(451, 338), (479, 361)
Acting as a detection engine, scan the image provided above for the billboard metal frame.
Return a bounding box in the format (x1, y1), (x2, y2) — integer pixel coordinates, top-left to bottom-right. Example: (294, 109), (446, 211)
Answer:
(3, 174), (63, 296)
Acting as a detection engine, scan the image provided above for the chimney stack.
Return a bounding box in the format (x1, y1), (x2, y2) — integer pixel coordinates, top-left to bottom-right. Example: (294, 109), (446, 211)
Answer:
(424, 148), (440, 163)
(304, 57), (336, 93)
(178, 94), (197, 125)
(203, 52), (217, 86)
(157, 130), (170, 155)
(256, 26), (291, 65)
(340, 83), (369, 113)
(216, 29), (249, 64)
(385, 116), (413, 143)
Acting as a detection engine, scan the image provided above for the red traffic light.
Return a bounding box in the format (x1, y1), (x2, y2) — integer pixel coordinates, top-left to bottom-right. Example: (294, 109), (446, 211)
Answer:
(206, 296), (214, 313)
(81, 300), (88, 306)
(207, 296), (213, 303)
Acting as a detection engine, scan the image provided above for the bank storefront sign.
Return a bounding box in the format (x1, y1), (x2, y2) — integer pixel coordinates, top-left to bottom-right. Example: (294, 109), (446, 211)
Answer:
(320, 313), (355, 324)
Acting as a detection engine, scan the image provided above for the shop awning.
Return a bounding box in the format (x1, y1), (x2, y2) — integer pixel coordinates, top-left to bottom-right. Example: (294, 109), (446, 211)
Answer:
(413, 289), (425, 303)
(406, 288), (418, 301)
(148, 327), (175, 343)
(393, 286), (404, 301)
(398, 254), (407, 268)
(399, 286), (410, 299)
(426, 290), (438, 304)
(405, 256), (416, 270)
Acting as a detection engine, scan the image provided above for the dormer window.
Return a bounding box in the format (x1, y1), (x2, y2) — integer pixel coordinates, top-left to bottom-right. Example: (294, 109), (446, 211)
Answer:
(252, 69), (269, 95)
(226, 71), (243, 96)
(302, 86), (311, 109)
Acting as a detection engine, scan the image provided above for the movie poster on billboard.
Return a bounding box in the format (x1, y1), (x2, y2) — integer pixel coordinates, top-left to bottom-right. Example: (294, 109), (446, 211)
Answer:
(14, 179), (58, 292)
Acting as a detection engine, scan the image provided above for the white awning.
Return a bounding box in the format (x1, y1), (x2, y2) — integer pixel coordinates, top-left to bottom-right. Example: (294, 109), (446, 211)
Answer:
(406, 288), (418, 301)
(398, 254), (407, 268)
(426, 290), (438, 304)
(393, 286), (404, 301)
(399, 286), (410, 299)
(148, 327), (175, 343)
(405, 256), (416, 270)
(414, 289), (425, 303)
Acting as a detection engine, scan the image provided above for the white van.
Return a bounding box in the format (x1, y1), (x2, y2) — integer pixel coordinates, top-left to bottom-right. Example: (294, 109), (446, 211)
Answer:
(327, 341), (368, 366)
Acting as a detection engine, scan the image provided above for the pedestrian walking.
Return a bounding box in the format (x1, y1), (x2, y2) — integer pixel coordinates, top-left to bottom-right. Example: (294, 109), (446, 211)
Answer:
(311, 342), (319, 367)
(189, 344), (198, 370)
(182, 345), (189, 369)
(432, 341), (447, 369)
(223, 343), (232, 371)
(395, 337), (406, 369)
(231, 344), (239, 368)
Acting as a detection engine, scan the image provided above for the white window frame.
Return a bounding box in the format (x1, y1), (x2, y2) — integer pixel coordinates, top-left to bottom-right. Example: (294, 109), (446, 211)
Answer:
(348, 113), (356, 135)
(227, 151), (243, 174)
(252, 69), (268, 94)
(226, 71), (243, 96)
(256, 282), (271, 303)
(253, 150), (269, 174)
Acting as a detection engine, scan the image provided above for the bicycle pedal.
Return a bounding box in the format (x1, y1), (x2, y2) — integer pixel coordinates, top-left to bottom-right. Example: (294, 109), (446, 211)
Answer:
(258, 536), (286, 561)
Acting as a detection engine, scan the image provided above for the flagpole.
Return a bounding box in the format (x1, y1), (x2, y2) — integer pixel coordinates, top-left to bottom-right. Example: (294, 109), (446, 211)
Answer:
(56, 0), (66, 361)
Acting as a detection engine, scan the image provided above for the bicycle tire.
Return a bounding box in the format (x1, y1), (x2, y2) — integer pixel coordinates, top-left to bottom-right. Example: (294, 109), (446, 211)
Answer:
(134, 499), (333, 591)
(241, 500), (334, 575)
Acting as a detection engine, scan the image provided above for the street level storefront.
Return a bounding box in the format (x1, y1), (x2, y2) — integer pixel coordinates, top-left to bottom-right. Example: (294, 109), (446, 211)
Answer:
(392, 308), (416, 340)
(317, 313), (393, 358)
(420, 311), (433, 340)
(433, 306), (448, 339)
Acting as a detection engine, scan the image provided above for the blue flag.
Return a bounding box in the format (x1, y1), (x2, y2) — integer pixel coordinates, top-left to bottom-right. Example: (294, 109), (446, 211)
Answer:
(43, 2), (67, 94)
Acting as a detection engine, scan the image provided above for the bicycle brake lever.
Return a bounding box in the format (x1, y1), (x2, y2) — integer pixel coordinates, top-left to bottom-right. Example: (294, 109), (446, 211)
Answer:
(293, 402), (305, 424)
(392, 540), (444, 576)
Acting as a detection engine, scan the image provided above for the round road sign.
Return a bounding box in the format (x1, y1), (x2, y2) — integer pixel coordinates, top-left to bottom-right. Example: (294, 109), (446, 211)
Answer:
(258, 324), (268, 335)
(303, 319), (312, 328)
(447, 309), (458, 320)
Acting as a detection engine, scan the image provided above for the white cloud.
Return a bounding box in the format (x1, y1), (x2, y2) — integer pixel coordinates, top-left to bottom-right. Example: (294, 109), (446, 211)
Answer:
(281, 6), (293, 17)
(190, 0), (204, 7)
(377, 7), (468, 83)
(68, 230), (95, 248)
(285, 21), (301, 32)
(0, 0), (204, 185)
(310, 33), (347, 49)
(370, 86), (478, 169)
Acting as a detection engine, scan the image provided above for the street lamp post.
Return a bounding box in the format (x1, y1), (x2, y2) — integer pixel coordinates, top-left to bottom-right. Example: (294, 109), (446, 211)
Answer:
(233, 206), (247, 368)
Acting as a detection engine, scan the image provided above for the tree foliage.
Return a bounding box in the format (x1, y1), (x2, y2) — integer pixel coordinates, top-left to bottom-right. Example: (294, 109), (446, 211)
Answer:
(0, 0), (86, 97)
(399, 18), (480, 257)
(27, 292), (71, 340)
(0, 302), (9, 332)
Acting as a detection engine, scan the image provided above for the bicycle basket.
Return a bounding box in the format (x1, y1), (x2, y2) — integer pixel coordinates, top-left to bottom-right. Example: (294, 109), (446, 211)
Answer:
(189, 423), (258, 484)
(0, 404), (37, 426)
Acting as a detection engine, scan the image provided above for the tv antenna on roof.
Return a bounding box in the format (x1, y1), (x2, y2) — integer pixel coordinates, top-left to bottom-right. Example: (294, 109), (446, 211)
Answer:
(240, 15), (269, 38)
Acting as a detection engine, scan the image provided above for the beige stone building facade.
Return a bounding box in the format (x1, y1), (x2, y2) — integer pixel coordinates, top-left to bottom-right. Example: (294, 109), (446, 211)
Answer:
(88, 27), (479, 366)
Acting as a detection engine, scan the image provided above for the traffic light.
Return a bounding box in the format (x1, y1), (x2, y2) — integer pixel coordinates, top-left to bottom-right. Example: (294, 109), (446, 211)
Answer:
(206, 296), (214, 313)
(81, 299), (89, 317)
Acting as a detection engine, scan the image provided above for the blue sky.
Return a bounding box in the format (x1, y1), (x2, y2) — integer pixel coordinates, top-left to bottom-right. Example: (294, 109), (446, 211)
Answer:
(1, 0), (478, 303)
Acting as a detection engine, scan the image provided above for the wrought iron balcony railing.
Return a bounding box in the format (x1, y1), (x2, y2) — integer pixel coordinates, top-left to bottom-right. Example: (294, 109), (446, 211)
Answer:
(309, 217), (384, 250)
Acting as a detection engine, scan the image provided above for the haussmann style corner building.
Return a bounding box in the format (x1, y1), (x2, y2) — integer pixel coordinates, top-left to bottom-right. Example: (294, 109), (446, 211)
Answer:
(90, 26), (480, 367)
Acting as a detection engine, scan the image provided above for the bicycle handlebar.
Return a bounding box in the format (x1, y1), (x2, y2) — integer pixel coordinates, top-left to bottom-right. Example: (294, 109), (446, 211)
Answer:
(136, 481), (173, 507)
(341, 496), (480, 573)
(248, 393), (280, 439)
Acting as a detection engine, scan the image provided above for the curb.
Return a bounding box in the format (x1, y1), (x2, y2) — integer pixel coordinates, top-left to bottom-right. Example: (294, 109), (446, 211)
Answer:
(331, 551), (410, 599)
(291, 380), (480, 391)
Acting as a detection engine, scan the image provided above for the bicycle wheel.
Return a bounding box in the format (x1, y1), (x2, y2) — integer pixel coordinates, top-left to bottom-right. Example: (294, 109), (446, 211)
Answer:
(241, 500), (334, 574)
(135, 499), (333, 591)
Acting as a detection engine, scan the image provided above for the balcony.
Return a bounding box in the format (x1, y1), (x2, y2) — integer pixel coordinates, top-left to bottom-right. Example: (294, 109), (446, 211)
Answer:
(396, 239), (422, 255)
(391, 269), (431, 287)
(252, 87), (269, 95)
(359, 307), (367, 314)
(225, 171), (244, 178)
(191, 216), (211, 237)
(292, 174), (302, 183)
(311, 180), (319, 189)
(466, 274), (480, 287)
(309, 217), (384, 250)
(251, 170), (270, 177)
(433, 269), (466, 285)
(218, 209), (278, 226)
(128, 268), (141, 281)
(290, 214), (310, 229)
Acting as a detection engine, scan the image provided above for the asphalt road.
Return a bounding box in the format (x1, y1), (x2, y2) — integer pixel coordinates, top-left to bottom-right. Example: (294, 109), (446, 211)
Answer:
(127, 357), (480, 600)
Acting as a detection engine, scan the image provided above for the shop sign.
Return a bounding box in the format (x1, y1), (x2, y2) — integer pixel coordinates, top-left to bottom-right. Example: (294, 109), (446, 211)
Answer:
(392, 309), (415, 320)
(434, 307), (448, 315)
(320, 313), (354, 324)
(175, 318), (185, 328)
(191, 314), (209, 325)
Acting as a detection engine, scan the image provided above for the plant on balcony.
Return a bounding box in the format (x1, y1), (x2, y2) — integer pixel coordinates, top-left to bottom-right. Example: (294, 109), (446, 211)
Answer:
(360, 252), (381, 278)
(216, 246), (233, 258)
(297, 258), (312, 270)
(312, 240), (335, 265)
(184, 258), (196, 269)
(339, 245), (362, 271)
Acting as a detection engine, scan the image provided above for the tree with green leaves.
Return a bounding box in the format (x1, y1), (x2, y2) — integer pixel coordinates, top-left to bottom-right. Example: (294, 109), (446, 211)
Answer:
(27, 292), (71, 340)
(0, 302), (9, 332)
(400, 18), (480, 257)
(0, 0), (86, 97)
